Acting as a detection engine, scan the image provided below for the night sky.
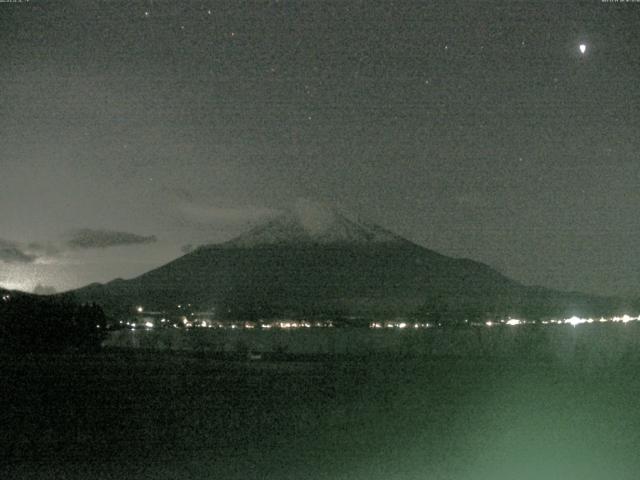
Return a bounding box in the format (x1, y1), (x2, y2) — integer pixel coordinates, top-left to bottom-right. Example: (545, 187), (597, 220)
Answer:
(1, 0), (639, 296)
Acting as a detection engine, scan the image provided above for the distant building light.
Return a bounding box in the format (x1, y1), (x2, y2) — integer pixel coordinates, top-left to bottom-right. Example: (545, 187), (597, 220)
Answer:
(565, 316), (586, 327)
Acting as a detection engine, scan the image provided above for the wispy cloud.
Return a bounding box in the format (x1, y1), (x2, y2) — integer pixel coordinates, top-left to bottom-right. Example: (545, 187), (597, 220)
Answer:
(181, 244), (196, 254)
(33, 284), (57, 295)
(0, 238), (37, 264)
(67, 229), (157, 250)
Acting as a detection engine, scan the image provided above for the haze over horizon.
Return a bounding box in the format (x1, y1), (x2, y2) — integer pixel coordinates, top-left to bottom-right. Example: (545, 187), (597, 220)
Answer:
(1, 1), (639, 297)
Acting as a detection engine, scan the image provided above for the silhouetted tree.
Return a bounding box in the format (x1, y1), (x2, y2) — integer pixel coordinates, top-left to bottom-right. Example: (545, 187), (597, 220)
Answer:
(0, 294), (107, 352)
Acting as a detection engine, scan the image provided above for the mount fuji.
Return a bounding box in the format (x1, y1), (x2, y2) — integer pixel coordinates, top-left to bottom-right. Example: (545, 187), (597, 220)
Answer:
(71, 200), (624, 322)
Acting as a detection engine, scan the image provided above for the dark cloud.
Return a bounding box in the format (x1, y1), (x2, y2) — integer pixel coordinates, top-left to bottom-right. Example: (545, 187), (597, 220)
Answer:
(27, 242), (61, 256)
(0, 238), (37, 264)
(67, 229), (157, 250)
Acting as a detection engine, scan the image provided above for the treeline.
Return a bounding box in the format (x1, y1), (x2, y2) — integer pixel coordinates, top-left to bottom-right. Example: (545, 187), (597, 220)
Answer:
(0, 294), (107, 352)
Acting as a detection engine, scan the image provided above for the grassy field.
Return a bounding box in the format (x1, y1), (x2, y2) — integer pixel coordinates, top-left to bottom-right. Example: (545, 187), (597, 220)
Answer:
(2, 349), (640, 479)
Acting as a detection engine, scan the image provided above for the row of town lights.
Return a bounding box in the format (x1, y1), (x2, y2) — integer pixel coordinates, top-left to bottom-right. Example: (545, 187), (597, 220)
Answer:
(132, 306), (640, 330)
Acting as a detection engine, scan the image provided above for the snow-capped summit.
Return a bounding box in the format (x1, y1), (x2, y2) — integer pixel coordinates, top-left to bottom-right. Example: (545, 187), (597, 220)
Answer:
(224, 198), (404, 247)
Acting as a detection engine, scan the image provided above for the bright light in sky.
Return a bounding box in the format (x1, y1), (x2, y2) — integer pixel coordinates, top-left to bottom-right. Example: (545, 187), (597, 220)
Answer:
(579, 43), (587, 54)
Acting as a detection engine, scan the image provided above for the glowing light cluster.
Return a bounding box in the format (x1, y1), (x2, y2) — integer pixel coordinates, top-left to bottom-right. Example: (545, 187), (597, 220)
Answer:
(539, 315), (640, 327)
(612, 314), (638, 323)
(565, 316), (588, 327)
(369, 321), (431, 329)
(271, 321), (318, 329)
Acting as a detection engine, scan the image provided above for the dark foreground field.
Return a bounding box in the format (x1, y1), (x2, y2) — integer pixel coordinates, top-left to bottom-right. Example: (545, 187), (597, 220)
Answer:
(2, 349), (640, 479)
